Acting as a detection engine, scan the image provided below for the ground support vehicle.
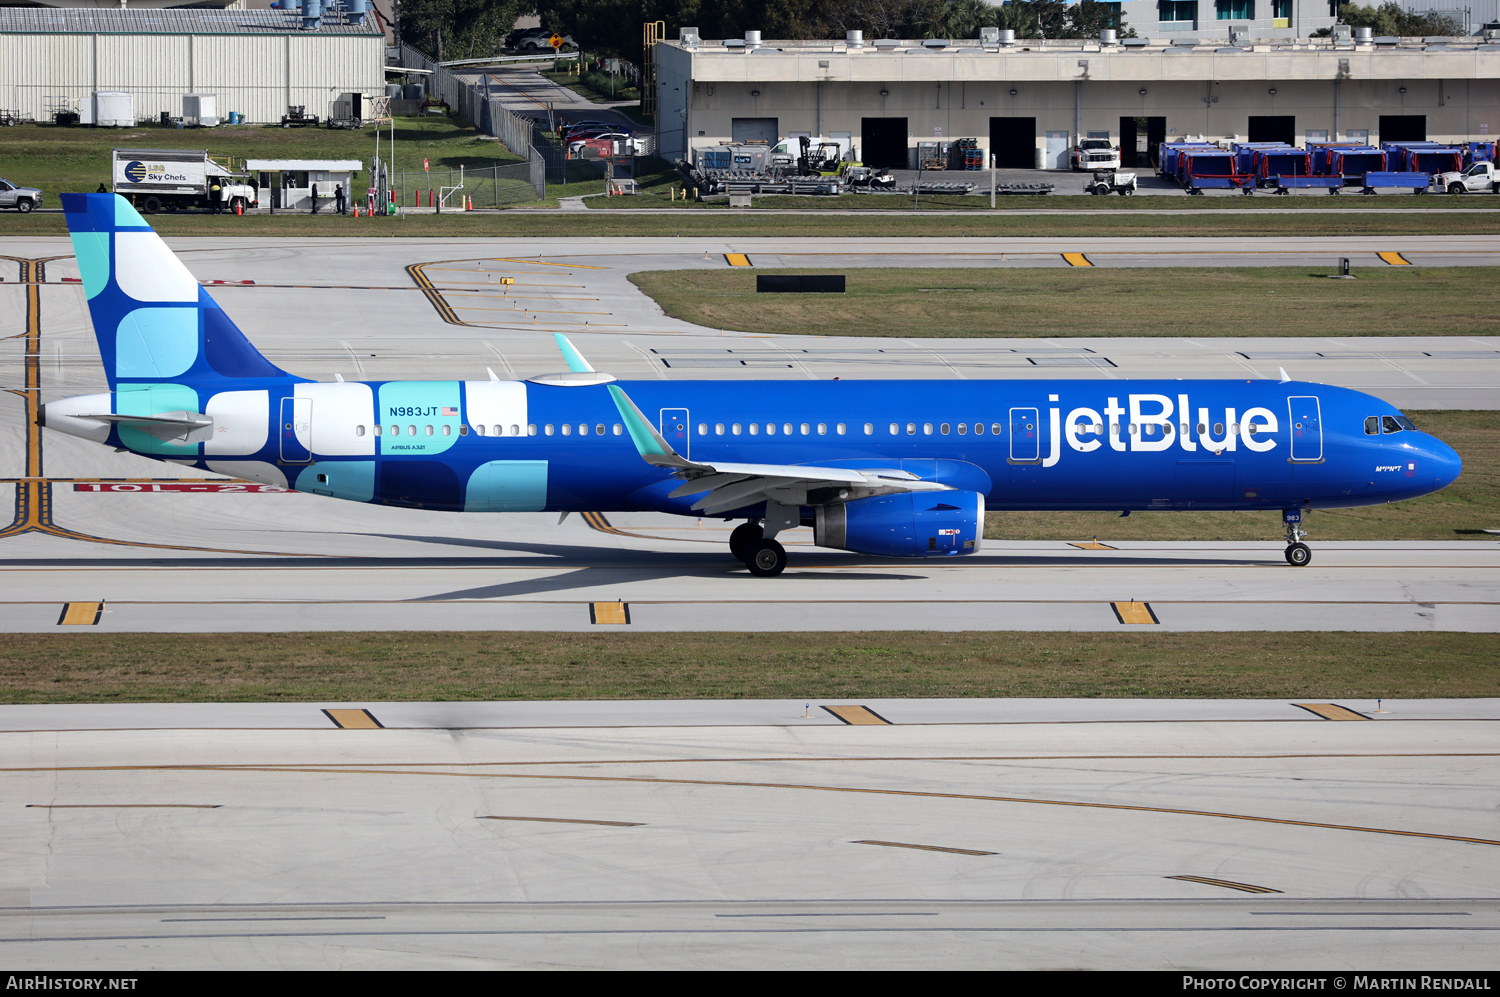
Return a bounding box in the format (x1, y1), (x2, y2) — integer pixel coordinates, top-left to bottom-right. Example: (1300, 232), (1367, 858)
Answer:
(1382, 142), (1463, 176)
(1361, 171), (1431, 194)
(1086, 170), (1135, 195)
(1157, 142), (1219, 179)
(841, 165), (896, 190)
(280, 105), (318, 128)
(0, 178), (42, 212)
(1317, 147), (1388, 189)
(991, 182), (1055, 195)
(0, 109), (35, 127)
(111, 148), (257, 214)
(1177, 150), (1253, 194)
(1436, 161), (1500, 194)
(1272, 175), (1344, 194)
(1071, 138), (1121, 171)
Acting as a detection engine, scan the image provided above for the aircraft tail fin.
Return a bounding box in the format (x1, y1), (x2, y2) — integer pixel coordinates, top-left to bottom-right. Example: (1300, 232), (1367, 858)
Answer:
(60, 193), (297, 391)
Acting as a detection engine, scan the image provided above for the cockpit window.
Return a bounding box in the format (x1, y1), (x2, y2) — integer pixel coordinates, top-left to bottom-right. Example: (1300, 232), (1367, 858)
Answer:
(1381, 415), (1416, 434)
(1364, 416), (1379, 435)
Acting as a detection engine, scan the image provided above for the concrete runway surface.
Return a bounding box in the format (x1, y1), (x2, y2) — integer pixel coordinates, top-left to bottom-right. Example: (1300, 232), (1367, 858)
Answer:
(2, 698), (1498, 970)
(1, 236), (1497, 633)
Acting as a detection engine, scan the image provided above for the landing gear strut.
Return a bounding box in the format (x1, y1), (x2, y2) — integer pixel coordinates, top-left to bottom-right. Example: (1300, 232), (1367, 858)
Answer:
(1283, 509), (1311, 567)
(733, 501), (798, 577)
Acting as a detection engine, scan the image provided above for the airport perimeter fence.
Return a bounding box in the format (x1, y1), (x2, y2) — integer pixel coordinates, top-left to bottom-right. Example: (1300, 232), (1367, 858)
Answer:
(398, 43), (548, 196)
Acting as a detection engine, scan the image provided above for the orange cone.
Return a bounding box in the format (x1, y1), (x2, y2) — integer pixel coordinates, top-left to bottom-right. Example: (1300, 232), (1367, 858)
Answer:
(465, 195), (473, 211)
(234, 201), (242, 216)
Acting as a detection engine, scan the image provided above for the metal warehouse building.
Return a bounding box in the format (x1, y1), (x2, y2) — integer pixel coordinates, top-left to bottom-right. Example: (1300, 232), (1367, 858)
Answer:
(654, 29), (1500, 169)
(0, 8), (383, 126)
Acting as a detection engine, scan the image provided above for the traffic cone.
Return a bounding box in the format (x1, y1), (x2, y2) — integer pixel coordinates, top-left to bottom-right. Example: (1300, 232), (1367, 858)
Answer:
(353, 205), (359, 218)
(465, 195), (473, 211)
(234, 201), (242, 216)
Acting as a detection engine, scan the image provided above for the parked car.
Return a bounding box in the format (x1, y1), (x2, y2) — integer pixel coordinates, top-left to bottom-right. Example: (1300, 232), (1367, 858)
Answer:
(559, 120), (624, 141)
(509, 29), (576, 52)
(1071, 138), (1122, 171)
(569, 133), (646, 156)
(0, 177), (42, 212)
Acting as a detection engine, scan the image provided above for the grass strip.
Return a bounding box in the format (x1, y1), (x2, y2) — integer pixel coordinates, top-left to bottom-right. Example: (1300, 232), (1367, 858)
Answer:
(988, 411), (1497, 542)
(6, 209), (1500, 239)
(1, 631), (1493, 704)
(630, 266), (1500, 339)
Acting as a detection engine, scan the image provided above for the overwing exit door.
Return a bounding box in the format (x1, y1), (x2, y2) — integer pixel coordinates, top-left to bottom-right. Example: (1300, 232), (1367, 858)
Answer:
(660, 408), (689, 459)
(280, 396), (311, 463)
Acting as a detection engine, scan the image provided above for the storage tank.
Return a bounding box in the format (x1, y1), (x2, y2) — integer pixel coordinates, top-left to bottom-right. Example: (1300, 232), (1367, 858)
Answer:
(404, 83), (425, 101)
(93, 91), (133, 128)
(386, 83), (403, 99)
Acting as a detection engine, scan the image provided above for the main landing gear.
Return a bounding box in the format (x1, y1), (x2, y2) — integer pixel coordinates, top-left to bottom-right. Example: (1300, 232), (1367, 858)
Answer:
(730, 521), (787, 577)
(1283, 509), (1312, 567)
(729, 502), (798, 576)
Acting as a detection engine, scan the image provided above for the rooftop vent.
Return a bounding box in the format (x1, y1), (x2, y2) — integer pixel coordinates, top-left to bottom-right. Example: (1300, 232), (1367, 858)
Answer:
(847, 29), (863, 49)
(744, 29), (761, 50)
(680, 26), (700, 48)
(997, 28), (1016, 46)
(1100, 28), (1117, 44)
(980, 26), (999, 49)
(922, 37), (948, 48)
(1354, 26), (1373, 42)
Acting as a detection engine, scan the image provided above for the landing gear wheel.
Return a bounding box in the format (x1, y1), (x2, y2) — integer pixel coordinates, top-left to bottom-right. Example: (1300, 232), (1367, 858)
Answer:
(1285, 542), (1311, 567)
(729, 522), (763, 561)
(746, 538), (786, 577)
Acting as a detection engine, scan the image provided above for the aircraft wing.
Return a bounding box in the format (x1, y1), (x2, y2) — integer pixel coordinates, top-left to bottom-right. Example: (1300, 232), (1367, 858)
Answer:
(606, 383), (948, 515)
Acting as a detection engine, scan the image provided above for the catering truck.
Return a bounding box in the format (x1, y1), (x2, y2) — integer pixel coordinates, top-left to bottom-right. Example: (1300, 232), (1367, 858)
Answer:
(111, 148), (258, 214)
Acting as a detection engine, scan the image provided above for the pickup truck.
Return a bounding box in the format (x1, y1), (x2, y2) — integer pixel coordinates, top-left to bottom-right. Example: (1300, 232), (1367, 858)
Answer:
(1436, 161), (1500, 194)
(0, 178), (43, 212)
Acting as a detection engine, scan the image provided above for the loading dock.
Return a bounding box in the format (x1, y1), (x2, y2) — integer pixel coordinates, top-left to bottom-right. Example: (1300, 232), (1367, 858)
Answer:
(731, 117), (778, 144)
(1121, 116), (1166, 168)
(1379, 115), (1427, 142)
(861, 117), (908, 169)
(1248, 115), (1297, 145)
(990, 117), (1037, 169)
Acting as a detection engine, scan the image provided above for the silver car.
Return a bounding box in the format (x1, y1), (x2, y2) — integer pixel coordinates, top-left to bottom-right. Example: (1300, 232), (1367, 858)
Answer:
(0, 178), (42, 212)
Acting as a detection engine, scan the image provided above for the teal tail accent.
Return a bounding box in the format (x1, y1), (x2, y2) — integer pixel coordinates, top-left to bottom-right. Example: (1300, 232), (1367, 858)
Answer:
(60, 193), (298, 392)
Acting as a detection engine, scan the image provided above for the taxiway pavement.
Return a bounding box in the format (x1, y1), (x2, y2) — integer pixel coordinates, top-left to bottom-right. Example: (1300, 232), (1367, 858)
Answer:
(2, 698), (1497, 969)
(1, 237), (1496, 633)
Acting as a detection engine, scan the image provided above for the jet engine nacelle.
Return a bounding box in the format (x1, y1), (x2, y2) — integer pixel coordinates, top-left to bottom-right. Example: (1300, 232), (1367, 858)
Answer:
(815, 490), (984, 558)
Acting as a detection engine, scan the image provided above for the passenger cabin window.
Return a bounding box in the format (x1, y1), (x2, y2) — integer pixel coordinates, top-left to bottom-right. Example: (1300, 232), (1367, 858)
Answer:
(863, 423), (873, 435)
(1364, 416), (1380, 435)
(698, 423), (708, 435)
(459, 425), (468, 436)
(957, 423), (966, 435)
(355, 425), (365, 437)
(528, 424), (537, 436)
(990, 423), (1002, 436)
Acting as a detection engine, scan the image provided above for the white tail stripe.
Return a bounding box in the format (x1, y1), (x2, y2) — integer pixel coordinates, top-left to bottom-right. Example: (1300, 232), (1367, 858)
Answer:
(115, 232), (200, 302)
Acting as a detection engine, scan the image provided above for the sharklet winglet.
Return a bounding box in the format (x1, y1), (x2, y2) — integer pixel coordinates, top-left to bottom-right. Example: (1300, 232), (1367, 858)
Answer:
(605, 384), (703, 471)
(553, 333), (595, 373)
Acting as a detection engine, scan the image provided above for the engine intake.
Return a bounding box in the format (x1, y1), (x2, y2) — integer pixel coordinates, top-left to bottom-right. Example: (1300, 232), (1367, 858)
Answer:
(815, 490), (984, 558)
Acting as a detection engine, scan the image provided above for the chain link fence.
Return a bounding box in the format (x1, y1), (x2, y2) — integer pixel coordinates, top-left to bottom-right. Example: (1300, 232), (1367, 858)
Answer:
(389, 162), (542, 208)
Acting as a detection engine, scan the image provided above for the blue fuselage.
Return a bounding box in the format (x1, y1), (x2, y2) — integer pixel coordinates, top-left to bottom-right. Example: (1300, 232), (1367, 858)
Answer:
(154, 376), (1460, 517)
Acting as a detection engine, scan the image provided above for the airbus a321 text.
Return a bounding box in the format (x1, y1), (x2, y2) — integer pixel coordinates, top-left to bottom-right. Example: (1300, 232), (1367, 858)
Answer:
(42, 194), (1462, 575)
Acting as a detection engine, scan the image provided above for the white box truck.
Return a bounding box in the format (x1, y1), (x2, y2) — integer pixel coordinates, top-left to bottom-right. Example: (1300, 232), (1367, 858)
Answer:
(111, 148), (258, 214)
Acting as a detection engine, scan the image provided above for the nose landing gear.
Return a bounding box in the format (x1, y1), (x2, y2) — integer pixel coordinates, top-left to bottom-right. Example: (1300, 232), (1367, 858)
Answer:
(1283, 509), (1312, 567)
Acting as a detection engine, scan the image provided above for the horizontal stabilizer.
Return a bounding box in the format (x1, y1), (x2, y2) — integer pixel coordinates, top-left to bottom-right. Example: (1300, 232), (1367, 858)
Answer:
(77, 410), (213, 442)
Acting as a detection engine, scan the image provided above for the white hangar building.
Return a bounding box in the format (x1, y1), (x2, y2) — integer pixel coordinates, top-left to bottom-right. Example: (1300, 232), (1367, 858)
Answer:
(0, 7), (384, 126)
(654, 28), (1500, 169)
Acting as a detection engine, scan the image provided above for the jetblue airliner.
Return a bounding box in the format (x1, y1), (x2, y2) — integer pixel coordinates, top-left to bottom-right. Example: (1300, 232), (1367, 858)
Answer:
(42, 193), (1462, 575)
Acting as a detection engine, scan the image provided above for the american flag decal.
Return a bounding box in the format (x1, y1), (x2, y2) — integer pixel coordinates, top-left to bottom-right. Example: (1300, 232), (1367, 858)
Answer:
(441, 407), (458, 416)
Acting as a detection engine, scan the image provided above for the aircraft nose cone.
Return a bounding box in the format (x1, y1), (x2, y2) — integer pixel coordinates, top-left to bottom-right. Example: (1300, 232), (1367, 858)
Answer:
(1428, 437), (1462, 491)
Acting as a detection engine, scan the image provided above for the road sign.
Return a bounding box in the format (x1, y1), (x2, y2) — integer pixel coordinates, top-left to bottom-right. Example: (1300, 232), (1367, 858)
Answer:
(550, 33), (564, 49)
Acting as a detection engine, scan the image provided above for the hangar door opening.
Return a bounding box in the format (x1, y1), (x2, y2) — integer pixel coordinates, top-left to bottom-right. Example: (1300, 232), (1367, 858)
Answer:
(1378, 115), (1426, 142)
(861, 118), (908, 169)
(1120, 116), (1165, 168)
(989, 117), (1037, 169)
(731, 117), (779, 145)
(1247, 115), (1296, 146)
